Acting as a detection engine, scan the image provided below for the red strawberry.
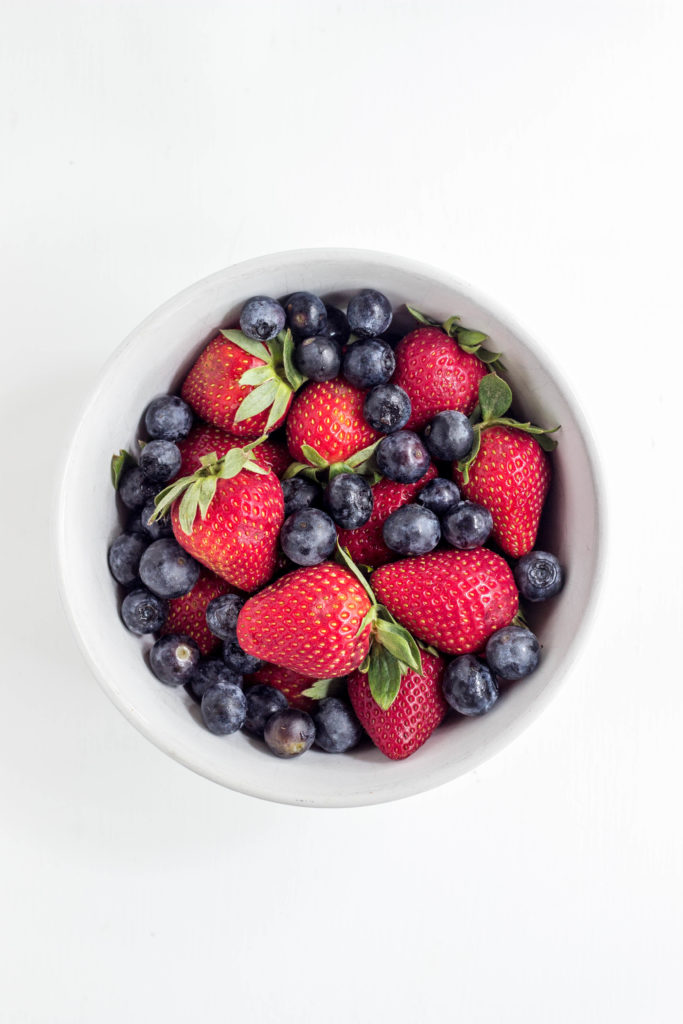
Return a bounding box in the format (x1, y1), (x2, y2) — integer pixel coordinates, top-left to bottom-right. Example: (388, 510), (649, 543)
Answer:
(336, 463), (438, 568)
(177, 423), (289, 479)
(348, 649), (447, 760)
(247, 664), (316, 713)
(286, 379), (380, 466)
(161, 568), (235, 655)
(372, 549), (518, 655)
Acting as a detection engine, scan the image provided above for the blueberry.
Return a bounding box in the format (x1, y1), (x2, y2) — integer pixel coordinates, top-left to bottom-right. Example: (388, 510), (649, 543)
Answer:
(201, 681), (248, 735)
(363, 384), (411, 433)
(323, 473), (373, 530)
(280, 477), (322, 518)
(243, 684), (289, 738)
(322, 305), (350, 347)
(222, 639), (263, 675)
(442, 655), (499, 715)
(118, 466), (158, 511)
(382, 504), (441, 556)
(486, 625), (540, 680)
(279, 508), (337, 566)
(120, 588), (168, 635)
(294, 335), (341, 382)
(442, 501), (493, 550)
(138, 538), (201, 599)
(239, 295), (286, 342)
(144, 395), (193, 442)
(514, 551), (564, 602)
(139, 499), (173, 540)
(416, 478), (461, 517)
(206, 593), (246, 640)
(376, 431), (430, 484)
(149, 633), (200, 686)
(313, 697), (363, 753)
(342, 338), (395, 389)
(126, 510), (148, 536)
(187, 658), (242, 703)
(285, 292), (327, 337)
(139, 439), (182, 484)
(108, 532), (149, 586)
(424, 410), (474, 461)
(263, 708), (316, 758)
(346, 289), (392, 337)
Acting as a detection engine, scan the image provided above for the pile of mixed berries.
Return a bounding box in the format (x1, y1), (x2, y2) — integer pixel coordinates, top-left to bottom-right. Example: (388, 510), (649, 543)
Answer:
(108, 288), (563, 760)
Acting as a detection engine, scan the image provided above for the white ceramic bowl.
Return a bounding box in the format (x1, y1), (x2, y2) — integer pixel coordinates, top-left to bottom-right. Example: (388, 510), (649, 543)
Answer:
(57, 249), (602, 807)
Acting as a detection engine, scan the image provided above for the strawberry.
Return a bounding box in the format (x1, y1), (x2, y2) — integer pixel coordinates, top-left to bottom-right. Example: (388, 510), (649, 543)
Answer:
(336, 463), (438, 568)
(161, 567), (235, 655)
(285, 379), (381, 467)
(181, 327), (305, 439)
(348, 649), (447, 760)
(246, 664), (316, 712)
(176, 423), (289, 479)
(372, 548), (519, 655)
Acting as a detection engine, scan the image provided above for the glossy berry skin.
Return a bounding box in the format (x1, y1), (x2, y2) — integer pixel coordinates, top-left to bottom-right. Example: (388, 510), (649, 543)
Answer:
(376, 431), (430, 484)
(442, 655), (499, 716)
(454, 426), (551, 557)
(187, 658), (242, 703)
(285, 292), (327, 337)
(363, 384), (411, 433)
(442, 501), (493, 550)
(286, 379), (380, 465)
(139, 499), (173, 541)
(346, 289), (392, 337)
(323, 473), (373, 530)
(416, 477), (460, 517)
(264, 709), (316, 758)
(222, 639), (263, 675)
(486, 625), (540, 680)
(280, 477), (321, 518)
(393, 327), (487, 430)
(514, 551), (563, 601)
(382, 505), (441, 556)
(121, 588), (168, 635)
(176, 423), (289, 480)
(139, 440), (182, 484)
(139, 537), (201, 599)
(342, 338), (395, 389)
(424, 410), (474, 461)
(150, 633), (200, 686)
(243, 684), (289, 737)
(294, 335), (341, 382)
(161, 568), (233, 655)
(108, 532), (148, 586)
(144, 395), (193, 442)
(118, 466), (158, 511)
(322, 305), (350, 347)
(237, 562), (373, 679)
(201, 681), (248, 735)
(348, 649), (447, 760)
(239, 295), (286, 341)
(246, 663), (316, 712)
(279, 508), (337, 566)
(313, 698), (363, 753)
(205, 593), (246, 641)
(372, 548), (518, 655)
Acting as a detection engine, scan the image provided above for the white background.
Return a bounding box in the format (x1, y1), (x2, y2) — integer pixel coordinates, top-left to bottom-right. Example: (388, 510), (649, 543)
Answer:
(1, 1), (682, 1021)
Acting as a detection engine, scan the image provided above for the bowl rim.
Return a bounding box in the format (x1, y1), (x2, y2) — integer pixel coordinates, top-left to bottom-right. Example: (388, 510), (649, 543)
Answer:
(55, 247), (605, 807)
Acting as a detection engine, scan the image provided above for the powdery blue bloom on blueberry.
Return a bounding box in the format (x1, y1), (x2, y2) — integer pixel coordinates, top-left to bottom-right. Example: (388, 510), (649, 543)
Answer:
(346, 289), (392, 337)
(279, 508), (337, 566)
(138, 537), (201, 599)
(442, 655), (498, 715)
(144, 395), (193, 442)
(239, 296), (286, 342)
(382, 504), (441, 556)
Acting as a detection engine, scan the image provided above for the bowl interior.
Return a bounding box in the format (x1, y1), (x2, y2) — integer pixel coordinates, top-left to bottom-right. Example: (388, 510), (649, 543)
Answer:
(57, 249), (601, 807)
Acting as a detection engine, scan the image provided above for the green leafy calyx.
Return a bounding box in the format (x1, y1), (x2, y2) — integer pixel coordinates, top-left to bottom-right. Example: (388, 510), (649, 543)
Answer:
(222, 327), (306, 432)
(111, 449), (132, 489)
(407, 305), (503, 367)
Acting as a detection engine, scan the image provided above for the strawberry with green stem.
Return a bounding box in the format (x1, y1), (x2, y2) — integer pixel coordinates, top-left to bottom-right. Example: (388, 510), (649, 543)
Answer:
(176, 422), (289, 479)
(285, 378), (381, 470)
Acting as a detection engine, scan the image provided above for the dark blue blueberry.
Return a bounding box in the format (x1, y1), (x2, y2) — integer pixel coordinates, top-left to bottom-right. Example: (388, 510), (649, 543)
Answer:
(126, 510), (148, 535)
(322, 305), (350, 347)
(424, 410), (474, 461)
(239, 295), (286, 342)
(120, 588), (168, 635)
(442, 655), (499, 716)
(363, 384), (411, 433)
(376, 431), (430, 484)
(342, 338), (395, 389)
(139, 499), (173, 540)
(382, 504), (441, 556)
(264, 708), (316, 758)
(416, 477), (461, 517)
(149, 633), (200, 686)
(139, 439), (182, 484)
(442, 501), (493, 550)
(187, 658), (242, 703)
(108, 532), (149, 586)
(514, 551), (564, 602)
(323, 473), (373, 530)
(144, 395), (193, 442)
(294, 335), (341, 382)
(222, 639), (263, 675)
(285, 292), (327, 337)
(243, 684), (289, 738)
(280, 477), (322, 518)
(346, 289), (393, 337)
(201, 681), (248, 735)
(118, 466), (158, 510)
(138, 537), (201, 599)
(279, 508), (337, 566)
(205, 593), (246, 640)
(486, 626), (540, 681)
(313, 697), (363, 753)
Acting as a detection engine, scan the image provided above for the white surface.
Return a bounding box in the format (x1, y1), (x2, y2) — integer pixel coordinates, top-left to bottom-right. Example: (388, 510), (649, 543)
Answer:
(0, 0), (681, 1020)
